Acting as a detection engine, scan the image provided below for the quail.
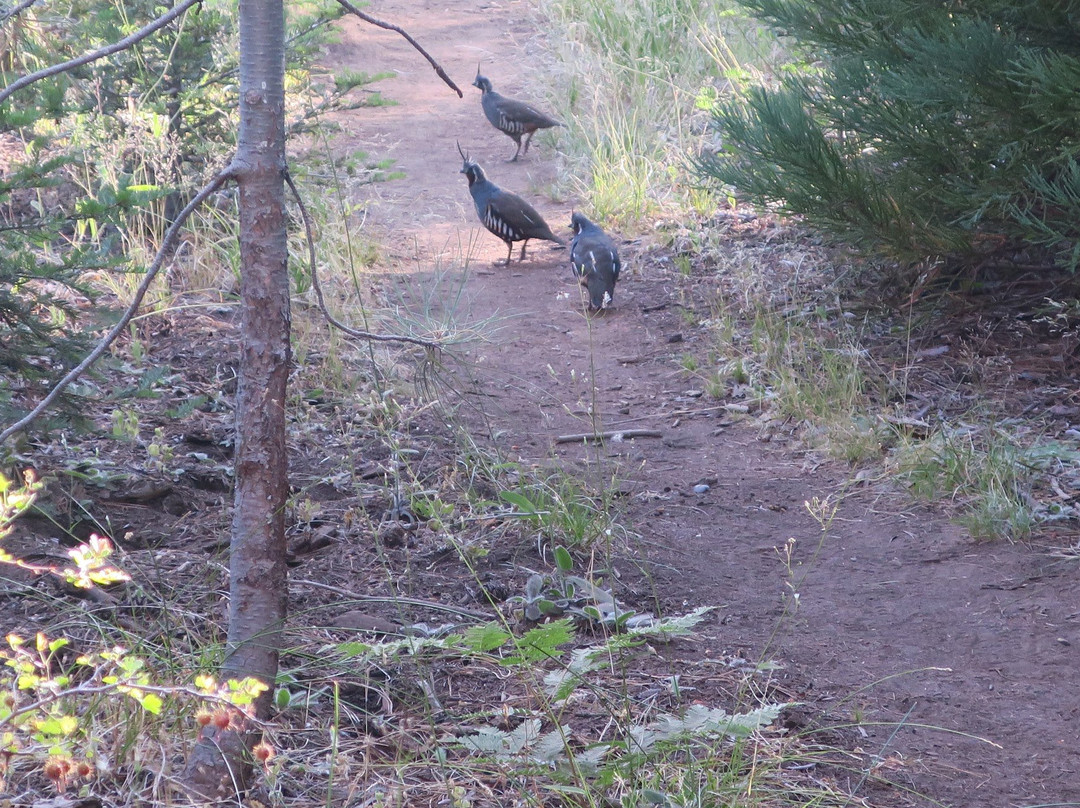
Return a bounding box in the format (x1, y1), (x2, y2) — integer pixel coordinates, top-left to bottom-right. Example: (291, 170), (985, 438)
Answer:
(473, 72), (563, 162)
(459, 145), (564, 265)
(570, 212), (621, 311)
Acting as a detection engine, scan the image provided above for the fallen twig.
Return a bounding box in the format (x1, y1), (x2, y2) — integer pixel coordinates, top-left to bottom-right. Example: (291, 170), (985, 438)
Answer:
(294, 578), (493, 620)
(555, 429), (664, 444)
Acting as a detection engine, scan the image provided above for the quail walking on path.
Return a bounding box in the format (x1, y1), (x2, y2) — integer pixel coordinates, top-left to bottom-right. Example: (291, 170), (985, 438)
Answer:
(459, 145), (564, 265)
(570, 212), (621, 311)
(473, 72), (563, 162)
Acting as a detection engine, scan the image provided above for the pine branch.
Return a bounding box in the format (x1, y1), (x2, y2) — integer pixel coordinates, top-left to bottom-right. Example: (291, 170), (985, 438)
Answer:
(0, 0), (202, 108)
(0, 169), (235, 445)
(0, 0), (40, 24)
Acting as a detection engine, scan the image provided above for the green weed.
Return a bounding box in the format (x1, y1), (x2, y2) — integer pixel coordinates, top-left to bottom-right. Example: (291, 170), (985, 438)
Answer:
(499, 472), (615, 554)
(890, 428), (1043, 540)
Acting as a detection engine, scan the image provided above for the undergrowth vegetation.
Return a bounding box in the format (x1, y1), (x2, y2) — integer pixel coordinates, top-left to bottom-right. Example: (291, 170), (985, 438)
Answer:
(671, 232), (1080, 540)
(536, 0), (1080, 542)
(3, 0), (1078, 803)
(0, 410), (868, 807)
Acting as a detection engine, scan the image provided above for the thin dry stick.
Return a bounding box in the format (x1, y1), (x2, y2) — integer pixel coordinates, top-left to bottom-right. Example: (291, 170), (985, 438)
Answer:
(334, 0), (463, 98)
(555, 429), (664, 444)
(0, 0), (201, 108)
(0, 169), (235, 444)
(0, 0), (40, 23)
(283, 169), (443, 351)
(294, 578), (492, 620)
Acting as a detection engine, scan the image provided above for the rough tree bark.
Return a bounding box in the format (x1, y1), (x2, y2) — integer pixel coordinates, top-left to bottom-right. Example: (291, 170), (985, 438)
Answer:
(223, 0), (290, 709)
(182, 0), (290, 795)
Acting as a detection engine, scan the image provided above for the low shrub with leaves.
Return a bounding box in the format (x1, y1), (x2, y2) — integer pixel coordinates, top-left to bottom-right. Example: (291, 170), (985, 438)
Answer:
(0, 471), (267, 794)
(0, 635), (268, 793)
(507, 545), (645, 630)
(306, 601), (800, 807)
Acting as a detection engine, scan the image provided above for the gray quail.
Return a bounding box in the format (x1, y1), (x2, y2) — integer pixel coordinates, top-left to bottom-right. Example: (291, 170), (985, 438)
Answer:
(459, 145), (564, 265)
(570, 212), (621, 311)
(473, 72), (563, 162)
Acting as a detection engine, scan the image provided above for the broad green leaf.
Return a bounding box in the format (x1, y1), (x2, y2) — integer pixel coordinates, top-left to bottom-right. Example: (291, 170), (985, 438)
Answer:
(499, 490), (540, 515)
(553, 545), (573, 573)
(138, 691), (164, 715)
(504, 619), (574, 666)
(34, 715), (78, 736)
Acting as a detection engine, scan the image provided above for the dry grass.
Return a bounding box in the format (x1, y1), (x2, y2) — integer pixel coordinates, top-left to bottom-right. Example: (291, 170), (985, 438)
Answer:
(662, 208), (1080, 542)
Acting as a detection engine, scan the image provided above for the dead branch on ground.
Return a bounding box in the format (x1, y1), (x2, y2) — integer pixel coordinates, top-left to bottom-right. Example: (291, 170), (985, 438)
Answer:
(555, 429), (665, 444)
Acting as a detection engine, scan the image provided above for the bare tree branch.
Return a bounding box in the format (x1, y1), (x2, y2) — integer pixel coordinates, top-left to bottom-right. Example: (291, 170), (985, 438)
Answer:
(0, 0), (202, 108)
(0, 169), (235, 445)
(555, 429), (664, 444)
(283, 169), (444, 351)
(333, 0), (463, 98)
(0, 0), (41, 24)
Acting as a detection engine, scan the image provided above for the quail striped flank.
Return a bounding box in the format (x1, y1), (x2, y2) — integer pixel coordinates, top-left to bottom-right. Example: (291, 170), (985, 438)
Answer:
(473, 71), (563, 162)
(570, 212), (621, 311)
(459, 144), (564, 265)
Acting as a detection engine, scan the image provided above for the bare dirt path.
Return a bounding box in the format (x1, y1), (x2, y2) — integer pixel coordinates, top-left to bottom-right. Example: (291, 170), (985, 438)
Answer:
(333, 3), (1080, 806)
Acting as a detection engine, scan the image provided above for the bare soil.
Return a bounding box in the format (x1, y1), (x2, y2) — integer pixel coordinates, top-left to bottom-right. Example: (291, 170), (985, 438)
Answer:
(325, 3), (1080, 806)
(3, 2), (1080, 807)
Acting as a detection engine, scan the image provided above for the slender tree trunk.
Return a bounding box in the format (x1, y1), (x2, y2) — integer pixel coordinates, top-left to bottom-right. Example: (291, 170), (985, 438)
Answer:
(182, 0), (289, 795)
(162, 31), (184, 225)
(224, 0), (289, 713)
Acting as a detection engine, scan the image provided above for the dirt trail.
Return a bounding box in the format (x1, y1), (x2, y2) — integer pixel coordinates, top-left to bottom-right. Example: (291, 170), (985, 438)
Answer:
(332, 4), (1080, 806)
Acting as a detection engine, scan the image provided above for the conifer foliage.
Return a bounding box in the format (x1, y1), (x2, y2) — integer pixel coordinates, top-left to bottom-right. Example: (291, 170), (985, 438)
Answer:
(697, 0), (1080, 272)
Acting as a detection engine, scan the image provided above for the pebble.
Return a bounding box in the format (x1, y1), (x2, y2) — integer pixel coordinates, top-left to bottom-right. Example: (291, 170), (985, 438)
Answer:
(693, 484), (710, 494)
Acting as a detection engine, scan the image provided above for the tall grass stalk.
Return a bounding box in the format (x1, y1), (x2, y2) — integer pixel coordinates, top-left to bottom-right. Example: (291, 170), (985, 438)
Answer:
(539, 0), (771, 224)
